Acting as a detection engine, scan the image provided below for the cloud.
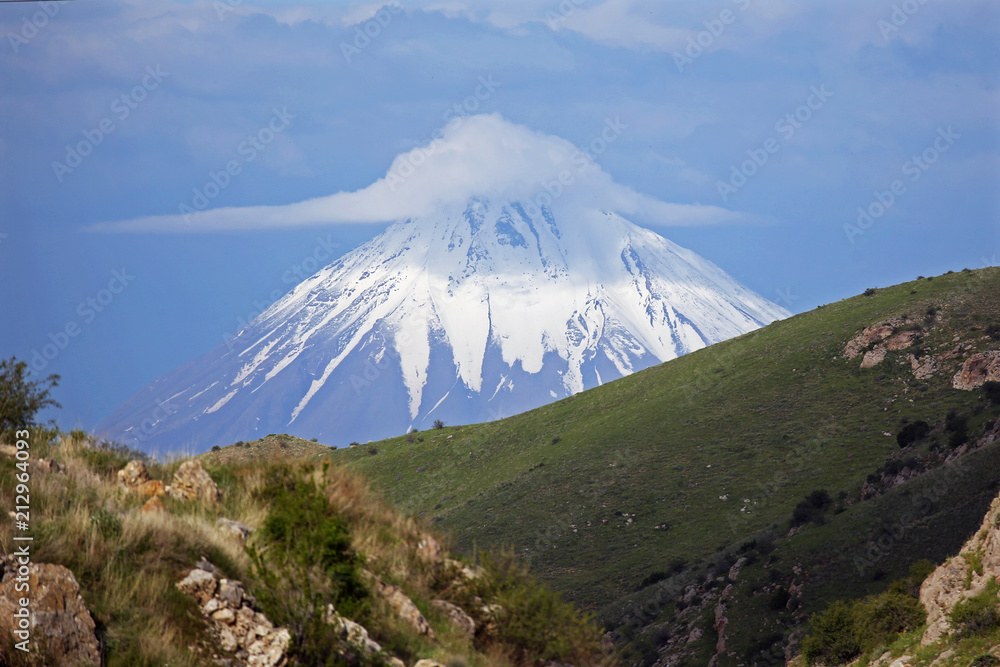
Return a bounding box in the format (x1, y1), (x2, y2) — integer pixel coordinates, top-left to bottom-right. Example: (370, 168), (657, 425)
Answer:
(85, 113), (760, 233)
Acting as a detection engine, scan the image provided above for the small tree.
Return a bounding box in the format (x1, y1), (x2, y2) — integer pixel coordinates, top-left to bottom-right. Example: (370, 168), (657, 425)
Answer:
(0, 356), (60, 436)
(433, 419), (445, 430)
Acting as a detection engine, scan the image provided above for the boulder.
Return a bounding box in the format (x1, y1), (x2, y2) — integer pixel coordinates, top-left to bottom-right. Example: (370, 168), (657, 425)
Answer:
(168, 460), (221, 503)
(137, 479), (166, 496)
(414, 661), (447, 667)
(325, 604), (384, 654)
(218, 517), (253, 541)
(952, 350), (1000, 390)
(176, 565), (288, 666)
(861, 346), (887, 368)
(140, 496), (167, 514)
(117, 459), (150, 487)
(430, 599), (477, 637)
(844, 319), (904, 359)
(885, 330), (921, 351)
(35, 457), (66, 474)
(909, 353), (938, 380)
(0, 560), (101, 666)
(372, 579), (435, 639)
(176, 568), (218, 606)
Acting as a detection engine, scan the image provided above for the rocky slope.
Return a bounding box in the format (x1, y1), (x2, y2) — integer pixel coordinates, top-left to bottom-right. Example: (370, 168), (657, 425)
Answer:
(0, 433), (602, 666)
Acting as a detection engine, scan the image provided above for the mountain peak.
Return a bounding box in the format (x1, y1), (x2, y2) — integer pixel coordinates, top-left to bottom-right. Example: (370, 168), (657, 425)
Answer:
(98, 198), (788, 456)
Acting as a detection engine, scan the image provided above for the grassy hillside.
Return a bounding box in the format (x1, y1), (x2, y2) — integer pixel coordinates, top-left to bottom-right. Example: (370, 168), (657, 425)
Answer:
(0, 432), (603, 666)
(334, 267), (1000, 663)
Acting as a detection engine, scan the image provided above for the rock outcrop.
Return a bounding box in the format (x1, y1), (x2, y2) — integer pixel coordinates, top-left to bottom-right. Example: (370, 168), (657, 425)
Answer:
(218, 517), (253, 541)
(168, 460), (222, 503)
(430, 599), (477, 638)
(861, 346), (888, 368)
(919, 490), (1000, 646)
(952, 350), (1000, 390)
(0, 558), (101, 666)
(371, 578), (436, 639)
(117, 459), (150, 487)
(117, 459), (166, 496)
(844, 319), (905, 359)
(176, 566), (289, 666)
(323, 605), (405, 667)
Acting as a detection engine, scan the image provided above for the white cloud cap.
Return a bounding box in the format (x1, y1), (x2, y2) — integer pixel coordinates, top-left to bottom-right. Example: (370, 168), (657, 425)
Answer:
(87, 113), (752, 233)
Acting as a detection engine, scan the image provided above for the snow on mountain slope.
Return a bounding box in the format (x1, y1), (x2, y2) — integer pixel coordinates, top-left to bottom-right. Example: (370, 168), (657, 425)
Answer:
(97, 197), (788, 457)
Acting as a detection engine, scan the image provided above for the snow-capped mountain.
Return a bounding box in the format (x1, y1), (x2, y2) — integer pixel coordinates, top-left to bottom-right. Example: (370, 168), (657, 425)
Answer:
(97, 198), (788, 456)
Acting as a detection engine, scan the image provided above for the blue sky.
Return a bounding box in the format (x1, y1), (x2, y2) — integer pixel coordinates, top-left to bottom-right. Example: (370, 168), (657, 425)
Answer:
(1, 0), (998, 431)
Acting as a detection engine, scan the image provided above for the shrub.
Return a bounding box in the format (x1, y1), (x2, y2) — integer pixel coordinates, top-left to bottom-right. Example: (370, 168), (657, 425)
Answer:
(768, 587), (791, 611)
(211, 445), (221, 452)
(791, 490), (833, 527)
(970, 655), (1000, 667)
(986, 323), (1000, 341)
(433, 419), (445, 429)
(0, 356), (60, 437)
(247, 467), (368, 663)
(897, 421), (930, 448)
(802, 580), (927, 665)
(455, 550), (602, 663)
(949, 579), (1000, 637)
(807, 489), (833, 510)
(863, 288), (877, 297)
(945, 409), (968, 434)
(982, 381), (1000, 405)
(636, 571), (668, 591)
(851, 591), (925, 655)
(801, 601), (860, 666)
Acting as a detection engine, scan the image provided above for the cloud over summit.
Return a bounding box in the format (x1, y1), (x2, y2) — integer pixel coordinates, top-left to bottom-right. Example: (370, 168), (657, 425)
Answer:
(87, 113), (757, 233)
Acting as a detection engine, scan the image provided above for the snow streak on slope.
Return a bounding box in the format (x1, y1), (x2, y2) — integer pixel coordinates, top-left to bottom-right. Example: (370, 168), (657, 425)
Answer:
(98, 199), (789, 456)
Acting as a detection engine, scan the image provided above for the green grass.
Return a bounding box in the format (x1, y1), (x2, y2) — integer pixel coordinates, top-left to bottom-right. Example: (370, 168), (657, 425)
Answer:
(330, 267), (1000, 661)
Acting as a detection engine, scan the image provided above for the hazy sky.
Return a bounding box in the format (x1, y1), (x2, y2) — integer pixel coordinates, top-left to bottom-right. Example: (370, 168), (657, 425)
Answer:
(1, 0), (998, 431)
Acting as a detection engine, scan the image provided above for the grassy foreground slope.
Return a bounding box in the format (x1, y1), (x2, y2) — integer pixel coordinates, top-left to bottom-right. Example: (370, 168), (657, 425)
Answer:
(335, 268), (1000, 619)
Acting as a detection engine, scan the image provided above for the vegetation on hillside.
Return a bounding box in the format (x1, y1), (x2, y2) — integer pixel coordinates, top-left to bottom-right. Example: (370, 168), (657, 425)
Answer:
(334, 268), (1000, 664)
(0, 430), (604, 666)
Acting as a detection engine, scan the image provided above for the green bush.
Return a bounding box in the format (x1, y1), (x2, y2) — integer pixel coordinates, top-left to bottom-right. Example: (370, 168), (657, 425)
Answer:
(897, 421), (930, 448)
(0, 356), (60, 437)
(949, 579), (1000, 638)
(460, 550), (602, 664)
(247, 467), (369, 664)
(851, 592), (925, 655)
(802, 579), (927, 665)
(801, 601), (861, 666)
(970, 655), (1000, 667)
